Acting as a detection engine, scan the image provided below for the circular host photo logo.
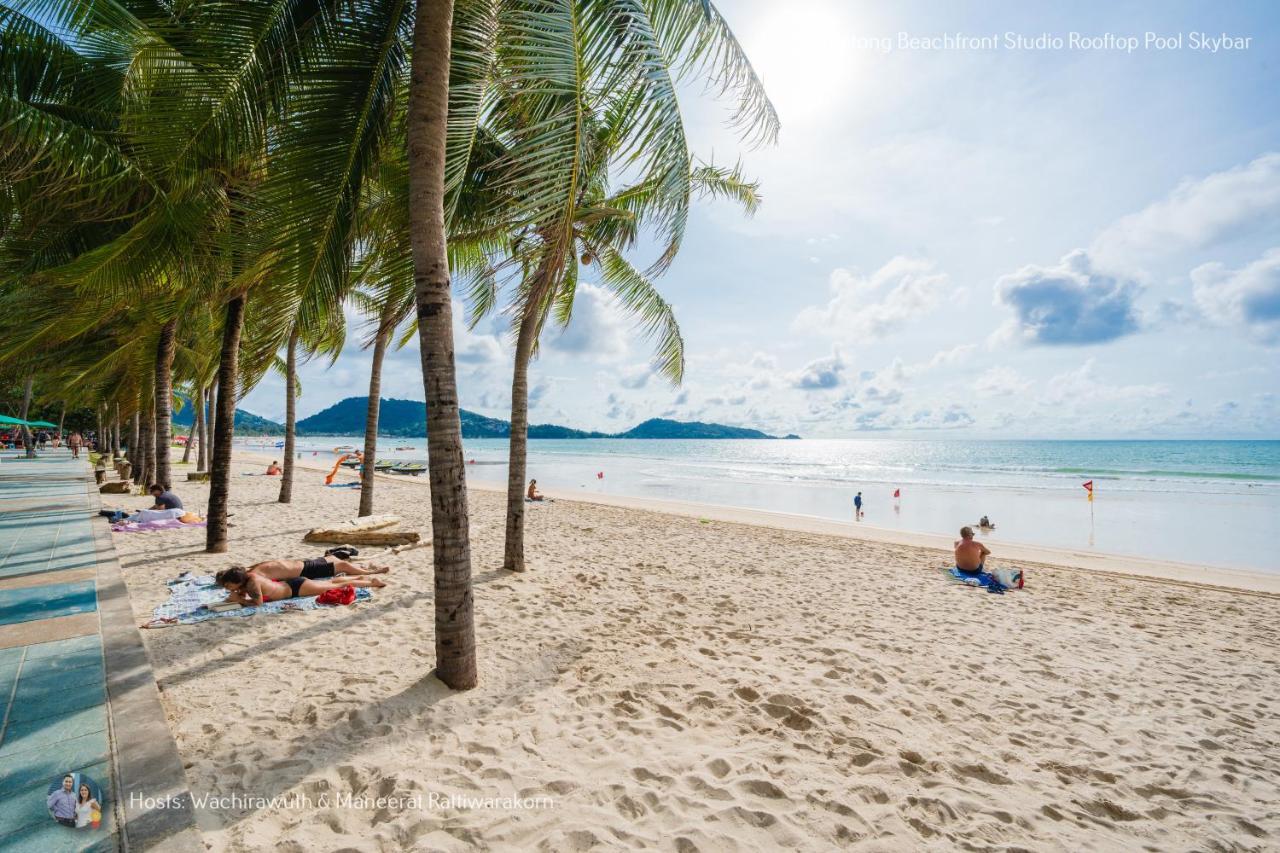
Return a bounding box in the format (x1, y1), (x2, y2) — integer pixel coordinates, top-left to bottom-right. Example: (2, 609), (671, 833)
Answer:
(46, 772), (104, 830)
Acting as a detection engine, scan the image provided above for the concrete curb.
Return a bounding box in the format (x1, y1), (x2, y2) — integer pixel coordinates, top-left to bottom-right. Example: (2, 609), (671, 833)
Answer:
(88, 479), (202, 852)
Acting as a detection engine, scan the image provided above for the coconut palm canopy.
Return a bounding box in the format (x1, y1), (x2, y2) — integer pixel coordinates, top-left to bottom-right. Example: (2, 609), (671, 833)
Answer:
(0, 0), (775, 687)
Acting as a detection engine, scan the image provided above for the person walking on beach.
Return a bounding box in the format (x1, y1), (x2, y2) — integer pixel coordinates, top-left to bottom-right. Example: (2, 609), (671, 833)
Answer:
(67, 431), (82, 459)
(853, 491), (863, 519)
(954, 526), (991, 577)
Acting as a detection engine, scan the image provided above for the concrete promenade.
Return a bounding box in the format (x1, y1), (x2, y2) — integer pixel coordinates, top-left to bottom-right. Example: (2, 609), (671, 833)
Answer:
(0, 449), (199, 852)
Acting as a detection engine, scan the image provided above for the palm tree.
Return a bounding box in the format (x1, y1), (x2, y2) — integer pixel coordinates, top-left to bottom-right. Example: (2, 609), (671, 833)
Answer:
(278, 328), (299, 503)
(405, 0), (478, 688)
(470, 3), (775, 573)
(153, 317), (179, 488)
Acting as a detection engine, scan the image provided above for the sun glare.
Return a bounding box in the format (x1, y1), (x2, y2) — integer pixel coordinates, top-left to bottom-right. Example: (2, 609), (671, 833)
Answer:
(746, 4), (860, 122)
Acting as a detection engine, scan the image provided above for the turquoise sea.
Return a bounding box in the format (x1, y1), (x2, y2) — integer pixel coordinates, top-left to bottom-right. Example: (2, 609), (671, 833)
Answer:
(276, 437), (1280, 573)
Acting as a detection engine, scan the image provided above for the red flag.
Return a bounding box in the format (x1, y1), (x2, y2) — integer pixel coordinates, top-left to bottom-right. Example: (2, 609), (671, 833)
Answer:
(1082, 480), (1093, 492)
(893, 488), (900, 498)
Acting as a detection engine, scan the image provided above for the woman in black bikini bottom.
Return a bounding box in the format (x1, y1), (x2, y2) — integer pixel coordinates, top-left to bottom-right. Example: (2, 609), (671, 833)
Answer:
(214, 566), (386, 605)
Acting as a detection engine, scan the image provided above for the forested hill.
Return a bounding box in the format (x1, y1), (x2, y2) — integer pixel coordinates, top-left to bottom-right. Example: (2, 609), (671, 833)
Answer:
(172, 405), (284, 435)
(289, 397), (793, 439)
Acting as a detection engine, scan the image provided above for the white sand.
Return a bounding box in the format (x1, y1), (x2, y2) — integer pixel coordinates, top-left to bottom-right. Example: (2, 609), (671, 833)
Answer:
(112, 453), (1280, 851)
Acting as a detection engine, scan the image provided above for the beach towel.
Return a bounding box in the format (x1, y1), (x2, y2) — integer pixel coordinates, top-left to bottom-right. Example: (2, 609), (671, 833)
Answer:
(947, 567), (1008, 594)
(147, 574), (371, 625)
(134, 508), (185, 523)
(113, 518), (207, 533)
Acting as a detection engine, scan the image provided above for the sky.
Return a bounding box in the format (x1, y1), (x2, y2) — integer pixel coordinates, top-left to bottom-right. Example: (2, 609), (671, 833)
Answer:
(241, 0), (1280, 439)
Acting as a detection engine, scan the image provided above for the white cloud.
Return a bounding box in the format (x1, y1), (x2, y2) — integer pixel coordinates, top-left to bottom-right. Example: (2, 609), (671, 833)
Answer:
(1191, 248), (1280, 345)
(788, 350), (848, 389)
(1041, 359), (1170, 407)
(544, 283), (630, 361)
(617, 363), (653, 389)
(973, 366), (1032, 397)
(1092, 152), (1280, 264)
(994, 250), (1142, 345)
(456, 329), (504, 364)
(795, 257), (950, 341)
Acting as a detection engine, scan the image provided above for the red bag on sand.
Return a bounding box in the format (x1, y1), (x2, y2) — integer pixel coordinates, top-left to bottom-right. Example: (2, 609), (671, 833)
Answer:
(316, 586), (356, 606)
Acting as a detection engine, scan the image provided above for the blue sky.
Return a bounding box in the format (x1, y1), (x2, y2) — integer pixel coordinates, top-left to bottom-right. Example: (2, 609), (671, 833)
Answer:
(242, 0), (1280, 438)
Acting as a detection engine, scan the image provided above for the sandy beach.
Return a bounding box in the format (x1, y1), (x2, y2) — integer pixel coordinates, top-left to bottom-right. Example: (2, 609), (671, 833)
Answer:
(110, 453), (1280, 851)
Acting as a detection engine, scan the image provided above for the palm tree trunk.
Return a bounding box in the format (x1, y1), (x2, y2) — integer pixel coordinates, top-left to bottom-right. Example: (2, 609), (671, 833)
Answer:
(359, 313), (394, 517)
(503, 307), (540, 571)
(181, 396), (194, 464)
(129, 410), (141, 482)
(207, 295), (246, 553)
(196, 386), (209, 473)
(408, 0), (476, 690)
(19, 373), (34, 457)
(153, 318), (178, 488)
(57, 403), (66, 444)
(146, 406), (157, 485)
(278, 329), (298, 503)
(139, 407), (154, 486)
(112, 405), (121, 458)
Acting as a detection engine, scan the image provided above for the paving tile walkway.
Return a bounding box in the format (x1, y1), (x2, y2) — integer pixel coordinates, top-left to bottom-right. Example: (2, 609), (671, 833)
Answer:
(0, 449), (199, 852)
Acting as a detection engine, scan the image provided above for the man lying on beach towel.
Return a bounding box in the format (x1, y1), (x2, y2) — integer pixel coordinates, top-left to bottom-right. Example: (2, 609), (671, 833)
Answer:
(213, 565), (385, 606)
(246, 554), (390, 582)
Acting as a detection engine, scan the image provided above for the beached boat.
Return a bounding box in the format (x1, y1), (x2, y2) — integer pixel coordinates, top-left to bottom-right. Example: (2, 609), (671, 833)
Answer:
(332, 445), (357, 453)
(389, 462), (426, 476)
(394, 446), (415, 452)
(373, 460), (396, 471)
(339, 459), (363, 468)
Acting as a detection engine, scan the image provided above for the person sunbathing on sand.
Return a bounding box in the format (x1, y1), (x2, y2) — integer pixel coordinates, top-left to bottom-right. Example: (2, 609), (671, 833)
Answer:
(249, 555), (389, 582)
(954, 526), (991, 576)
(213, 565), (385, 606)
(527, 479), (544, 501)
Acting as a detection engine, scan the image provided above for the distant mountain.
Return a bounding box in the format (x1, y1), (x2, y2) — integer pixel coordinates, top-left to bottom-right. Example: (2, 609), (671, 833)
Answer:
(615, 418), (778, 440)
(294, 397), (789, 440)
(292, 397), (602, 438)
(172, 405), (284, 435)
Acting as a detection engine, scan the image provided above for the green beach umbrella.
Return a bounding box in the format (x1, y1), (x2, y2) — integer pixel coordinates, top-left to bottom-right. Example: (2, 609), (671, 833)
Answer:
(27, 420), (57, 428)
(0, 414), (28, 426)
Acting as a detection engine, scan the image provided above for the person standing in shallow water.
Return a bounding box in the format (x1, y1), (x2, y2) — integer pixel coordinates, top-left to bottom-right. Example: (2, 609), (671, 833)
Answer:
(853, 491), (863, 519)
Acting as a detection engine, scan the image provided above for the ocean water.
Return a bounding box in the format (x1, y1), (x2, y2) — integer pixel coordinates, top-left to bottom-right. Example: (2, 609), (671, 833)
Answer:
(275, 437), (1280, 573)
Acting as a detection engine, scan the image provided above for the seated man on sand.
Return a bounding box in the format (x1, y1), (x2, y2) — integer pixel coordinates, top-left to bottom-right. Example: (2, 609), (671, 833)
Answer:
(247, 554), (389, 582)
(213, 565), (385, 606)
(954, 526), (992, 576)
(527, 479), (544, 501)
(105, 484), (186, 523)
(266, 460), (282, 475)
